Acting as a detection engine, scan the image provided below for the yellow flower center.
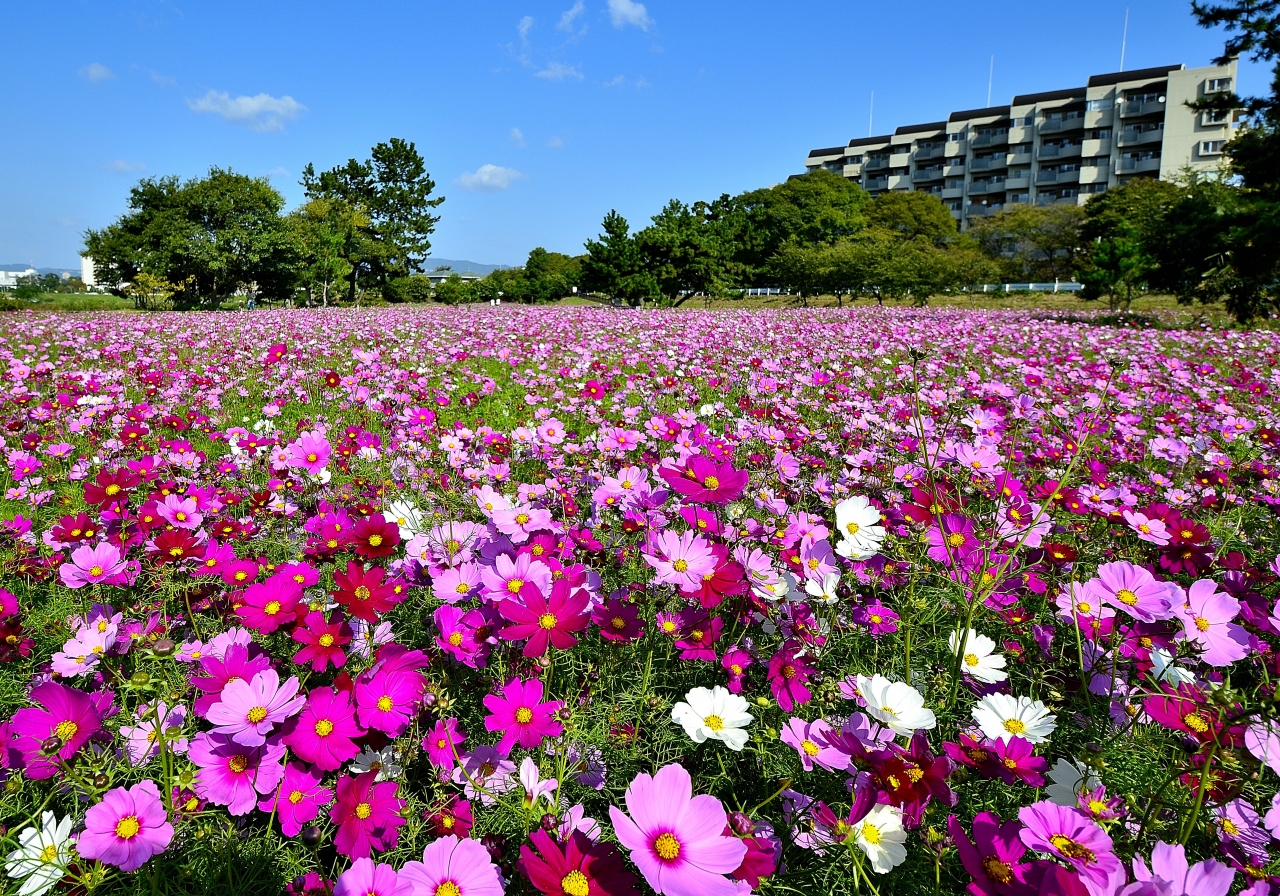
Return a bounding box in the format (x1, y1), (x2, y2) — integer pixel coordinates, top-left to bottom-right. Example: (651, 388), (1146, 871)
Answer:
(289, 790), (305, 804)
(376, 696), (393, 712)
(1221, 818), (1241, 836)
(515, 707), (534, 724)
(105, 484), (121, 495)
(539, 613), (558, 630)
(89, 565), (104, 577)
(319, 633), (335, 647)
(515, 513), (530, 525)
(1049, 834), (1095, 862)
(1088, 800), (1108, 816)
(654, 832), (681, 860)
(801, 739), (820, 756)
(355, 802), (372, 819)
(264, 601), (281, 615)
(246, 706), (268, 724)
(507, 579), (525, 593)
(1116, 589), (1138, 606)
(704, 714), (724, 731)
(964, 653), (979, 667)
(436, 883), (461, 896)
(860, 822), (882, 845)
(702, 475), (720, 490)
(1184, 712), (1209, 732)
(228, 755), (249, 773)
(561, 870), (591, 896)
(1194, 617), (1210, 632)
(982, 856), (1013, 884)
(54, 721), (78, 741)
(368, 534), (383, 547)
(115, 815), (141, 839)
(354, 586), (371, 600)
(39, 844), (59, 863)
(315, 719), (334, 736)
(673, 558), (689, 572)
(1003, 719), (1027, 735)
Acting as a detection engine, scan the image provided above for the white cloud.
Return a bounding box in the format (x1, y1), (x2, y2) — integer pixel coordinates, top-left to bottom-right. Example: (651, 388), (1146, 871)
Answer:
(103, 160), (146, 174)
(510, 127), (526, 146)
(608, 0), (651, 29)
(604, 74), (626, 87)
(536, 62), (583, 81)
(80, 63), (114, 83)
(547, 136), (564, 148)
(518, 15), (534, 41)
(149, 70), (177, 87)
(186, 90), (305, 132)
(558, 1), (586, 32)
(459, 164), (526, 191)
(263, 166), (290, 179)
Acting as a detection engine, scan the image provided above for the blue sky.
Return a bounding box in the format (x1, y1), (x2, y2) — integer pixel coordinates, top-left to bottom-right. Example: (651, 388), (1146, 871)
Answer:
(0, 0), (1266, 268)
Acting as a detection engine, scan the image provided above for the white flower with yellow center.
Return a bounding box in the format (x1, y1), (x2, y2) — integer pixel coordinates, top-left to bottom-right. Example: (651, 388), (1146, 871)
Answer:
(852, 804), (908, 873)
(4, 811), (73, 896)
(385, 499), (425, 540)
(833, 496), (887, 560)
(349, 745), (403, 781)
(671, 685), (753, 751)
(805, 572), (841, 604)
(972, 693), (1057, 744)
(948, 629), (1007, 684)
(856, 674), (936, 736)
(1044, 758), (1102, 806)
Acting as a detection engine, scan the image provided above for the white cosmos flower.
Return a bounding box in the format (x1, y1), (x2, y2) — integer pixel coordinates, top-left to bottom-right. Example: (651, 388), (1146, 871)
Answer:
(833, 496), (887, 560)
(1150, 648), (1197, 687)
(385, 499), (425, 540)
(349, 745), (403, 781)
(671, 685), (753, 751)
(852, 804), (908, 873)
(754, 571), (801, 603)
(972, 693), (1057, 744)
(856, 674), (936, 736)
(805, 571), (841, 604)
(1044, 758), (1102, 806)
(948, 629), (1008, 684)
(4, 811), (74, 896)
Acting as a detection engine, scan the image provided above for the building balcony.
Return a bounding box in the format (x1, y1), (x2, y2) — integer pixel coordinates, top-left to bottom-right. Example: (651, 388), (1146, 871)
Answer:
(972, 131), (1009, 148)
(1084, 108), (1115, 128)
(913, 165), (944, 181)
(1006, 150), (1033, 166)
(863, 176), (889, 191)
(1036, 194), (1080, 206)
(1039, 116), (1084, 133)
(1038, 143), (1082, 159)
(969, 179), (1006, 195)
(1081, 138), (1112, 157)
(915, 145), (945, 161)
(890, 151), (912, 166)
(1117, 128), (1163, 147)
(864, 158), (890, 171)
(1036, 168), (1080, 184)
(1078, 166), (1111, 184)
(1120, 99), (1166, 118)
(944, 162), (966, 176)
(942, 186), (964, 199)
(843, 163), (863, 177)
(1008, 125), (1032, 144)
(971, 157), (1007, 171)
(1004, 174), (1031, 189)
(888, 174), (913, 190)
(1117, 156), (1162, 174)
(967, 203), (1005, 218)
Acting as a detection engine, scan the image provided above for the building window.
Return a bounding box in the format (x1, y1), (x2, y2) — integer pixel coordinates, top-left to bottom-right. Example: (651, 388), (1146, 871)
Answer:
(1201, 140), (1226, 155)
(1205, 77), (1232, 93)
(1201, 109), (1229, 125)
(947, 201), (963, 211)
(1086, 99), (1113, 112)
(948, 132), (965, 142)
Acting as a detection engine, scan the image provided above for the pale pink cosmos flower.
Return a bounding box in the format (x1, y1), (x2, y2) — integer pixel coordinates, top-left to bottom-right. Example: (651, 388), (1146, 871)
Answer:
(1087, 561), (1174, 623)
(206, 669), (305, 746)
(1176, 579), (1249, 667)
(643, 529), (717, 591)
(157, 494), (202, 530)
(1122, 510), (1171, 546)
(59, 542), (127, 589)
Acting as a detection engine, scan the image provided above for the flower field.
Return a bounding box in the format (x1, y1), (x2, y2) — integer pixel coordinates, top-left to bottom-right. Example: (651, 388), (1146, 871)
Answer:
(2, 305), (1280, 896)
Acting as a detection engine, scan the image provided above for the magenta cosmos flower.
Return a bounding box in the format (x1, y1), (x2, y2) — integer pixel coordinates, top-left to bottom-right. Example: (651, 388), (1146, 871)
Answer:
(482, 677), (564, 755)
(330, 771), (407, 858)
(423, 718), (466, 767)
(188, 731), (286, 815)
(399, 835), (504, 896)
(334, 858), (412, 896)
(77, 779), (174, 872)
(1087, 561), (1174, 623)
(658, 455), (748, 505)
(206, 668), (305, 746)
(1018, 800), (1122, 890)
(947, 811), (1038, 896)
(609, 763), (747, 896)
(498, 579), (591, 657)
(292, 610), (353, 672)
(281, 687), (364, 771)
(10, 681), (103, 779)
(59, 542), (127, 589)
(260, 761), (333, 838)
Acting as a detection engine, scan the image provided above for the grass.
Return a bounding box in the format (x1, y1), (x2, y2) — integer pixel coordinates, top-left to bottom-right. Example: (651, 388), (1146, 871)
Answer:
(0, 292), (137, 312)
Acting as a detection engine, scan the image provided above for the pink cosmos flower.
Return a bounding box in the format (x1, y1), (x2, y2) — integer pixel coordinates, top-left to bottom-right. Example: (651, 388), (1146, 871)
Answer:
(767, 643), (814, 712)
(722, 647), (752, 693)
(643, 529), (718, 590)
(10, 681), (103, 779)
(1176, 579), (1249, 667)
(452, 745), (518, 805)
(235, 574), (304, 634)
(281, 687), (364, 772)
(432, 562), (483, 603)
(355, 665), (425, 738)
(423, 718), (466, 767)
(334, 858), (413, 896)
(206, 669), (305, 746)
(286, 432), (332, 475)
(119, 701), (188, 765)
(157, 494), (202, 530)
(59, 542), (127, 589)
(1018, 800), (1122, 890)
(1125, 841), (1235, 896)
(1087, 561), (1174, 623)
(188, 731), (286, 815)
(260, 761), (333, 838)
(77, 779), (174, 872)
(482, 677), (564, 755)
(190, 643), (272, 716)
(480, 552), (553, 599)
(492, 504), (554, 543)
(780, 717), (848, 772)
(1122, 510), (1171, 546)
(498, 578), (591, 657)
(399, 835), (505, 896)
(330, 772), (407, 858)
(658, 455), (749, 505)
(609, 763), (747, 896)
(292, 610), (353, 672)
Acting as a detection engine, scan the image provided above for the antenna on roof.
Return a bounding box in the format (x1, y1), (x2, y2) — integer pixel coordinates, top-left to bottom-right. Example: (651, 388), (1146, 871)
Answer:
(1120, 6), (1129, 71)
(868, 90), (874, 138)
(987, 55), (994, 107)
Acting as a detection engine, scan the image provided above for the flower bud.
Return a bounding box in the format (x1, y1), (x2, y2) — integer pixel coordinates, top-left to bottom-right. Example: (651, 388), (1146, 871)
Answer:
(40, 735), (64, 755)
(153, 639), (177, 657)
(728, 811), (754, 836)
(300, 825), (322, 848)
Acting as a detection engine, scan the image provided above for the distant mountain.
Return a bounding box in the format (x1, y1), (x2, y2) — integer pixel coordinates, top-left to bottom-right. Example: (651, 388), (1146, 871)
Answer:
(421, 258), (513, 276)
(0, 264), (79, 277)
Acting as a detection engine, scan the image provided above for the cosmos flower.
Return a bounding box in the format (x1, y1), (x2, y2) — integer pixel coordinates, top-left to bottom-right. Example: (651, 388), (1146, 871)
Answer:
(856, 674), (937, 737)
(498, 578), (591, 657)
(833, 496), (886, 560)
(76, 780), (174, 873)
(206, 669), (305, 746)
(971, 694), (1057, 745)
(3, 811), (74, 896)
(399, 836), (504, 896)
(10, 682), (103, 780)
(330, 772), (406, 859)
(671, 686), (753, 751)
(948, 628), (1008, 684)
(482, 677), (564, 755)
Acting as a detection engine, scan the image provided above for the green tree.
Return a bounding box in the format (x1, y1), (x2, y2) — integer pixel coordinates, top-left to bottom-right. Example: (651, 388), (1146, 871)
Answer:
(83, 168), (296, 309)
(970, 204), (1086, 281)
(865, 191), (958, 243)
(286, 197), (362, 306)
(765, 242), (826, 305)
(433, 274), (471, 305)
(301, 138), (444, 302)
(581, 211), (660, 304)
(635, 200), (728, 304)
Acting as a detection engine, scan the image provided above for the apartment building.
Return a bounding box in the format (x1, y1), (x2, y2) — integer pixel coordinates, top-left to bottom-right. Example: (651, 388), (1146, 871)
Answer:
(803, 61), (1238, 227)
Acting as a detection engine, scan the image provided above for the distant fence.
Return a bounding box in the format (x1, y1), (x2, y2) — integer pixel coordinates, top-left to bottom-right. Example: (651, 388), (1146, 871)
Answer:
(978, 282), (1083, 293)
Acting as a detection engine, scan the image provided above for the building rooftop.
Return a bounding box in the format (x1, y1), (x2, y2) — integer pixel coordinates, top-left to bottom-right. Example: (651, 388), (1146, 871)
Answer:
(1087, 64), (1182, 87)
(948, 105), (1010, 123)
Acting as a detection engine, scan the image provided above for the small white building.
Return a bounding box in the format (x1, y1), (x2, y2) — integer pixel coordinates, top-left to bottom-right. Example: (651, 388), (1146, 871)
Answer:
(81, 255), (97, 287)
(0, 267), (36, 289)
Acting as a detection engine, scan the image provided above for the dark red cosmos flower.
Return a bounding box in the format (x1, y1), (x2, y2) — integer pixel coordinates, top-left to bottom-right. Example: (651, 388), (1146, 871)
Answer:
(423, 795), (473, 838)
(766, 642), (814, 712)
(152, 530), (204, 564)
(943, 733), (1003, 780)
(519, 828), (640, 896)
(345, 513), (400, 559)
(51, 513), (99, 545)
(499, 579), (591, 658)
(322, 370), (342, 388)
(332, 561), (401, 623)
(591, 599), (644, 642)
(870, 732), (955, 828)
(730, 827), (778, 889)
(84, 468), (141, 507)
(658, 455), (749, 505)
